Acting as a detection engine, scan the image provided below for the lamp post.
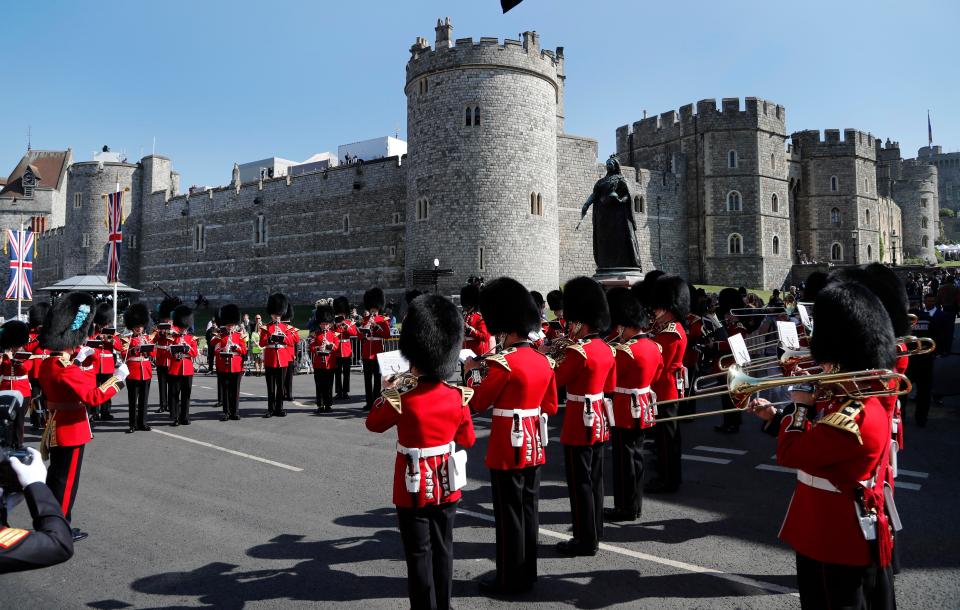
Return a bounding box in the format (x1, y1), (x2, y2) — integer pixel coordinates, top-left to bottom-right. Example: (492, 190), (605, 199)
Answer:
(850, 230), (859, 265)
(433, 258), (440, 295)
(890, 230), (898, 266)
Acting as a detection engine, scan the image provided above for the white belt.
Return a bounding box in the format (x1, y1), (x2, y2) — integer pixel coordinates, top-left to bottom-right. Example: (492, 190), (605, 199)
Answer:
(1, 375), (28, 381)
(397, 442), (454, 458)
(798, 469), (875, 493)
(567, 393), (603, 403)
(99, 352), (114, 357)
(492, 407), (541, 418)
(614, 386), (651, 396)
(128, 357), (149, 363)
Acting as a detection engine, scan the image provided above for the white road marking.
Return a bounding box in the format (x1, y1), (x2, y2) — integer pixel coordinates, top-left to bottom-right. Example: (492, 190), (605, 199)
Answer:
(198, 385), (213, 390)
(456, 507), (798, 597)
(151, 429), (303, 472)
(681, 454), (731, 465)
(240, 392), (257, 396)
(756, 464), (794, 474)
(692, 445), (748, 456)
(894, 481), (922, 491)
(897, 469), (929, 479)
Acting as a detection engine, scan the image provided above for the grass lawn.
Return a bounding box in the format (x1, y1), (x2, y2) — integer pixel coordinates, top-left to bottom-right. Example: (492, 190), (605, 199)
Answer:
(938, 261), (960, 268)
(694, 284), (773, 303)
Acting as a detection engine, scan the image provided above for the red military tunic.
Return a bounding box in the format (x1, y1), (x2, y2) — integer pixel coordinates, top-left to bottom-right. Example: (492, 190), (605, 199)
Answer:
(334, 319), (358, 359)
(39, 353), (122, 448)
(93, 335), (121, 375)
(166, 329), (198, 376)
(611, 336), (663, 430)
(283, 324), (299, 366)
(463, 310), (492, 356)
(467, 345), (559, 470)
(777, 395), (893, 566)
(0, 353), (35, 402)
(26, 331), (51, 382)
(359, 315), (391, 361)
(555, 338), (616, 446)
(366, 380), (476, 508)
(122, 334), (155, 381)
(212, 330), (247, 374)
(259, 322), (296, 368)
(683, 314), (703, 371)
(651, 322), (687, 402)
(309, 329), (340, 370)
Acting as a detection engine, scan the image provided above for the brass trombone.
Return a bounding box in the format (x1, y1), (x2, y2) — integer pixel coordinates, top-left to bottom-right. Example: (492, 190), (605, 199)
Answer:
(693, 347), (812, 392)
(728, 307), (786, 318)
(654, 364), (911, 423)
(897, 335), (936, 356)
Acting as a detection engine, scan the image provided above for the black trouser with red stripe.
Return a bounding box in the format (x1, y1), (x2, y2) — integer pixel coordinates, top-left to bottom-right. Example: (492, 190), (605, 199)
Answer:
(362, 359), (381, 409)
(46, 445), (85, 523)
(652, 403), (682, 490)
(611, 426), (645, 517)
(334, 356), (352, 396)
(95, 373), (113, 419)
(156, 365), (170, 412)
(219, 372), (242, 418)
(127, 379), (150, 429)
(168, 375), (193, 424)
(795, 553), (896, 610)
(314, 369), (334, 409)
(265, 367), (285, 415)
(283, 363), (294, 400)
(397, 501), (457, 610)
(563, 443), (604, 551)
(490, 466), (540, 590)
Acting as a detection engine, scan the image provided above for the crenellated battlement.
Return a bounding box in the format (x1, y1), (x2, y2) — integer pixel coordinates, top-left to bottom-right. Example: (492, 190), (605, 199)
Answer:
(790, 128), (877, 160)
(901, 159), (939, 182)
(405, 18), (562, 90)
(617, 97), (786, 149)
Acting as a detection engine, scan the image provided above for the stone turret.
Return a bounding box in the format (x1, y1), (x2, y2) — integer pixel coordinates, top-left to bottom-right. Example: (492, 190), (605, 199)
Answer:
(893, 160), (938, 262)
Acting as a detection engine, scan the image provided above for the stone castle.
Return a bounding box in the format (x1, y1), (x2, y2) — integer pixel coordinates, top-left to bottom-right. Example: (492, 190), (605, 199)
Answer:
(0, 18), (945, 310)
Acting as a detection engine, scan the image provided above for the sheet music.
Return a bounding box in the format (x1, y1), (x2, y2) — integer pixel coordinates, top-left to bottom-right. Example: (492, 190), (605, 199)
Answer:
(377, 350), (410, 376)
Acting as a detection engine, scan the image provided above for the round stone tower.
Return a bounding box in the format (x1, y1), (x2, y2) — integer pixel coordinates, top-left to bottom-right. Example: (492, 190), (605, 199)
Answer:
(894, 160), (939, 262)
(62, 159), (140, 283)
(404, 18), (561, 294)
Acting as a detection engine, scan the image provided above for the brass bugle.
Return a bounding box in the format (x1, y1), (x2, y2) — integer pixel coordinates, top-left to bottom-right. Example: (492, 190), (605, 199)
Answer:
(656, 364), (912, 422)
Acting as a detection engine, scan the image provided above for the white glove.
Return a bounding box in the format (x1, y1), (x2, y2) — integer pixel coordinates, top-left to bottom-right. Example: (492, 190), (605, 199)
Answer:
(75, 346), (95, 362)
(8, 447), (47, 487)
(114, 363), (130, 382)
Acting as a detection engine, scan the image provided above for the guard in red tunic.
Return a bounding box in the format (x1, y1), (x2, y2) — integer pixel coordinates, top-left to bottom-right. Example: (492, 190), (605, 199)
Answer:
(711, 288), (749, 434)
(310, 301), (340, 414)
(121, 304), (155, 433)
(281, 304), (298, 401)
(544, 289), (565, 342)
(359, 287), (391, 411)
(464, 277), (559, 595)
(167, 305), (198, 426)
(752, 281), (898, 609)
(1, 321), (36, 447)
(90, 303), (122, 422)
(25, 303), (51, 432)
(645, 275), (689, 494)
(366, 294), (475, 610)
(38, 292), (128, 542)
(461, 283), (493, 357)
(552, 276), (616, 557)
(259, 293), (296, 418)
(332, 296), (358, 400)
(212, 304), (247, 422)
(153, 296), (182, 416)
(605, 287), (663, 522)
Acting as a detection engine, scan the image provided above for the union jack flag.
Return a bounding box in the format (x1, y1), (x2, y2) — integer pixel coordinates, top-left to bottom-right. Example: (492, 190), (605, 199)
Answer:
(5, 229), (34, 301)
(106, 190), (124, 283)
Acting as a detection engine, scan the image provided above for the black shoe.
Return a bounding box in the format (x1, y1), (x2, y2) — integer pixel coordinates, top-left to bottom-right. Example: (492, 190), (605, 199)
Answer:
(314, 408), (323, 415)
(126, 427), (136, 434)
(644, 480), (678, 494)
(277, 410), (287, 417)
(171, 421), (180, 427)
(181, 419), (190, 425)
(139, 425), (152, 431)
(263, 411), (272, 418)
(102, 413), (114, 421)
(713, 424), (739, 434)
(71, 528), (89, 542)
(220, 414), (229, 421)
(604, 508), (639, 522)
(229, 414), (240, 421)
(325, 405), (333, 413)
(555, 539), (597, 557)
(477, 574), (531, 596)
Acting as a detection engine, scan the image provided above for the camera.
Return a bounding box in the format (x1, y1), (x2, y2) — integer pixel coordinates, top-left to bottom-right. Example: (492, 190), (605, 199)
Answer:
(0, 391), (31, 494)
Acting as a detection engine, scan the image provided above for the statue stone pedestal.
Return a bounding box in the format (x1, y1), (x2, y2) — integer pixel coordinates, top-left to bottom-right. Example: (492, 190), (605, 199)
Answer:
(593, 266), (644, 288)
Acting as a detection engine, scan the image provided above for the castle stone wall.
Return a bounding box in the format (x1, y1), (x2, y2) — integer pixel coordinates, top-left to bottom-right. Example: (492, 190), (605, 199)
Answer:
(893, 161), (938, 262)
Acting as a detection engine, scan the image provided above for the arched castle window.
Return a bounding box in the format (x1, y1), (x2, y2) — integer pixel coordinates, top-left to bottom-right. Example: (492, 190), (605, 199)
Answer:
(633, 196), (644, 214)
(73, 193), (83, 209)
(416, 198), (430, 221)
(726, 191), (742, 212)
(831, 242), (842, 261)
(342, 214), (350, 234)
(867, 244), (873, 260)
(478, 246), (486, 271)
(81, 233), (91, 249)
(772, 235), (780, 255)
(728, 233), (743, 255)
(865, 208), (870, 226)
(727, 150), (738, 169)
(771, 153), (776, 170)
(864, 177), (870, 193)
(254, 214), (267, 245)
(771, 193), (779, 213)
(465, 107), (472, 127)
(921, 216), (928, 229)
(830, 207), (841, 225)
(922, 235), (929, 247)
(474, 106), (481, 126)
(921, 198), (928, 208)
(536, 193), (543, 215)
(194, 223), (205, 252)
(830, 176), (839, 192)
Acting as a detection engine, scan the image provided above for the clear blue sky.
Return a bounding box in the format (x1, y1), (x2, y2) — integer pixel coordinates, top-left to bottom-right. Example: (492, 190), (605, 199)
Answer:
(3, 0), (956, 188)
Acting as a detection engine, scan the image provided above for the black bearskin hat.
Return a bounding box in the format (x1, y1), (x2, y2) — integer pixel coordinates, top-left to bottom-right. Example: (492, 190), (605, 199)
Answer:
(404, 289), (423, 305)
(811, 281), (895, 371)
(315, 303), (335, 324)
(156, 296), (182, 322)
(363, 287), (385, 311)
(400, 294), (463, 380)
(717, 287), (745, 317)
(803, 272), (828, 302)
(28, 302), (50, 330)
(546, 289), (563, 312)
(651, 275), (690, 320)
(283, 303), (294, 323)
(218, 304), (241, 326)
(479, 277), (541, 336)
(530, 291), (545, 310)
(123, 303), (150, 330)
(607, 287), (647, 329)
(638, 270), (667, 308)
(40, 291), (96, 351)
(267, 293), (289, 317)
(460, 283), (480, 309)
(93, 302), (114, 328)
(333, 296), (351, 316)
(828, 264), (909, 337)
(0, 320), (30, 350)
(562, 276), (610, 330)
(172, 305), (193, 329)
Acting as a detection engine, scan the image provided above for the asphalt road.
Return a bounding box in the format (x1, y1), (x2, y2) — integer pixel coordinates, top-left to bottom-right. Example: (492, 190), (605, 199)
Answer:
(5, 353), (960, 609)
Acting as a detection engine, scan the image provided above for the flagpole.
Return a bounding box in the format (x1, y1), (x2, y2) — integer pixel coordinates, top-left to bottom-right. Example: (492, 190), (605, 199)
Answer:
(112, 179), (119, 328)
(17, 221), (23, 320)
